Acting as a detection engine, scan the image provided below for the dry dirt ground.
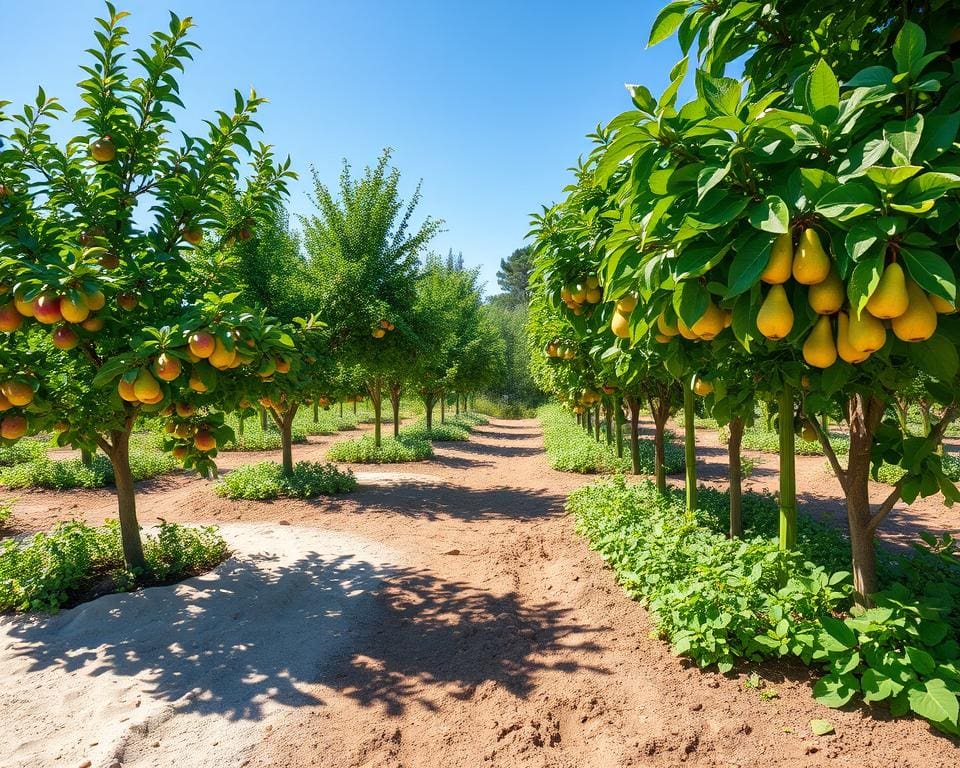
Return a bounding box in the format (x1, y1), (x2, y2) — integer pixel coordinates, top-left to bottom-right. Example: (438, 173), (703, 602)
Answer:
(2, 419), (959, 767)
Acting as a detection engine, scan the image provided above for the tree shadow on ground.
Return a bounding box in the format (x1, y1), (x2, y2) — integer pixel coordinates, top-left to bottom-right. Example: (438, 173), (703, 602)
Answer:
(321, 481), (569, 522)
(4, 550), (608, 723)
(444, 441), (542, 459)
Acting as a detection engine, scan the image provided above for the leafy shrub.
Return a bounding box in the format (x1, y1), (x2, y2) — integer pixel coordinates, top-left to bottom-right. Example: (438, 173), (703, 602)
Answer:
(327, 434), (433, 463)
(718, 425), (850, 456)
(541, 405), (683, 474)
(473, 395), (538, 419)
(293, 407), (359, 435)
(0, 440), (47, 466)
(0, 498), (13, 527)
(0, 452), (176, 490)
(452, 412), (490, 428)
(222, 416), (308, 451)
(400, 421), (470, 442)
(0, 520), (227, 612)
(570, 478), (960, 733)
(215, 461), (357, 500)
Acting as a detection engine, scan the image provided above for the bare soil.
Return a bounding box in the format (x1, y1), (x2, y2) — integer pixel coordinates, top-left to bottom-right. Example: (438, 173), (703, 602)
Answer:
(3, 418), (959, 767)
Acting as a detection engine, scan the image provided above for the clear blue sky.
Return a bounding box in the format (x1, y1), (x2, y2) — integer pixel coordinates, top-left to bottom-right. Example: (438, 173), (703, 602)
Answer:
(4, 0), (686, 295)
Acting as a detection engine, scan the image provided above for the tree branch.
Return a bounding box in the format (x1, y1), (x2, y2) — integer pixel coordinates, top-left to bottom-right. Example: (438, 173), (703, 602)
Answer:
(868, 480), (905, 533)
(810, 415), (847, 492)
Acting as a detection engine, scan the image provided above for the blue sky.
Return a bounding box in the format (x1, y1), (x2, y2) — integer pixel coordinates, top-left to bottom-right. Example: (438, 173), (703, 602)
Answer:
(4, 0), (686, 295)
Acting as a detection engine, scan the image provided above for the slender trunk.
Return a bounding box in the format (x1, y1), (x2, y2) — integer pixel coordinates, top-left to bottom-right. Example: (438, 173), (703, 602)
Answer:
(424, 394), (435, 432)
(313, 400), (319, 423)
(353, 399), (357, 415)
(576, 412), (582, 427)
(455, 395), (460, 416)
(104, 427), (145, 571)
(238, 413), (245, 437)
(845, 393), (881, 603)
(594, 405), (601, 442)
(270, 406), (298, 476)
(893, 401), (909, 435)
(441, 394), (446, 424)
(604, 403), (613, 446)
(81, 448), (94, 467)
(368, 381), (383, 447)
(683, 381), (697, 517)
(340, 401), (344, 418)
(614, 401), (625, 459)
(463, 394), (468, 414)
(650, 398), (669, 495)
(778, 384), (797, 551)
(390, 382), (401, 438)
(260, 406), (268, 431)
(920, 402), (931, 437)
(627, 397), (641, 476)
(586, 408), (592, 434)
(728, 415), (745, 538)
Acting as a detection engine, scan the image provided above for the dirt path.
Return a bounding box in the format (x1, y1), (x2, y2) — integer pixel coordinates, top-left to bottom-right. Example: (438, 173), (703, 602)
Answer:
(4, 420), (959, 767)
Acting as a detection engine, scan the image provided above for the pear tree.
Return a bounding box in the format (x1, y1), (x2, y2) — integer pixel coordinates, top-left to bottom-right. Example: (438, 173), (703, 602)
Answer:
(0, 5), (294, 569)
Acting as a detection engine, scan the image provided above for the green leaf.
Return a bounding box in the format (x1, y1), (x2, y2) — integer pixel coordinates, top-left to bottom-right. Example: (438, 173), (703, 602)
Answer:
(806, 59), (840, 125)
(865, 166), (923, 189)
(861, 668), (904, 703)
(696, 71), (742, 117)
(815, 183), (877, 221)
(845, 66), (894, 88)
(907, 680), (959, 726)
(674, 242), (732, 280)
(648, 1), (690, 47)
(697, 164), (730, 201)
(900, 247), (957, 302)
(813, 673), (859, 708)
(908, 335), (959, 383)
(885, 114), (924, 165)
(820, 615), (857, 651)
(674, 280), (710, 328)
(893, 21), (927, 76)
(748, 195), (790, 233)
(810, 719), (835, 736)
(727, 231), (774, 298)
(905, 646), (937, 676)
(897, 172), (960, 206)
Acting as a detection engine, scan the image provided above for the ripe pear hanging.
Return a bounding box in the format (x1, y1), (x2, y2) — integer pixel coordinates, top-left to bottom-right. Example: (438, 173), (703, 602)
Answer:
(611, 309), (631, 339)
(928, 292), (957, 314)
(761, 233), (793, 284)
(808, 267), (845, 314)
(793, 228), (831, 285)
(657, 312), (679, 337)
(892, 280), (937, 342)
(802, 315), (837, 368)
(847, 308), (886, 353)
(691, 301), (725, 340)
(866, 262), (909, 319)
(836, 312), (870, 363)
(756, 284), (794, 340)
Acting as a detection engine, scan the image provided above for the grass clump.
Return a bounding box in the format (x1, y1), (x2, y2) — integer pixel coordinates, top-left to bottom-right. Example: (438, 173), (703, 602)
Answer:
(718, 425), (850, 456)
(215, 461), (357, 500)
(0, 520), (228, 613)
(400, 421), (470, 442)
(327, 434), (433, 463)
(0, 440), (47, 466)
(540, 405), (684, 475)
(0, 452), (176, 490)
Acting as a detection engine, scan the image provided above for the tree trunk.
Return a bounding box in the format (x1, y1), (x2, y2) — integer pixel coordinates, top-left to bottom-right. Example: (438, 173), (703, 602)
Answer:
(614, 402), (624, 458)
(353, 399), (357, 415)
(728, 415), (745, 538)
(585, 408), (592, 434)
(778, 384), (796, 551)
(368, 380), (383, 447)
(845, 393), (882, 602)
(627, 397), (641, 476)
(594, 405), (601, 442)
(650, 398), (669, 495)
(313, 399), (319, 423)
(270, 406), (298, 476)
(260, 407), (268, 431)
(604, 404), (613, 446)
(424, 394), (435, 432)
(104, 427), (146, 571)
(81, 447), (94, 467)
(455, 395), (460, 415)
(683, 381), (697, 517)
(463, 394), (468, 414)
(340, 401), (344, 418)
(390, 382), (401, 438)
(238, 413), (245, 437)
(441, 394), (446, 424)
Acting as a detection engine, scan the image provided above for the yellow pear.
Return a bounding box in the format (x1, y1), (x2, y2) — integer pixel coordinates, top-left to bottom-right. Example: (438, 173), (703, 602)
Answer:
(657, 312), (679, 337)
(691, 301), (725, 340)
(929, 293), (956, 314)
(802, 315), (837, 368)
(761, 232), (793, 284)
(847, 309), (886, 353)
(616, 295), (638, 314)
(693, 378), (714, 396)
(808, 267), (845, 314)
(866, 262), (909, 319)
(655, 333), (672, 343)
(756, 284), (794, 340)
(793, 228), (831, 285)
(836, 312), (870, 363)
(723, 310), (733, 328)
(677, 315), (699, 340)
(611, 310), (631, 339)
(892, 280), (938, 342)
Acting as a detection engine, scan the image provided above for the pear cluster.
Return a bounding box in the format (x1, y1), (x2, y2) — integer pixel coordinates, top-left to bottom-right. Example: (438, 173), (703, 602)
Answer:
(562, 275), (603, 317)
(372, 319), (395, 339)
(755, 229), (952, 369)
(610, 294), (638, 338)
(545, 339), (577, 360)
(653, 299), (731, 344)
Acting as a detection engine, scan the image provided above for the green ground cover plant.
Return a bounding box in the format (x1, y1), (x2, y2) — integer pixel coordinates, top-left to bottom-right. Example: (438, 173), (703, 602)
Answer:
(327, 434), (433, 463)
(215, 460), (357, 500)
(0, 452), (176, 490)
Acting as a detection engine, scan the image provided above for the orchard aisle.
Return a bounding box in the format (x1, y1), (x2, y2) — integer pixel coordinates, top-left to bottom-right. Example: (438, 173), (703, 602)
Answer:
(3, 420), (958, 768)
